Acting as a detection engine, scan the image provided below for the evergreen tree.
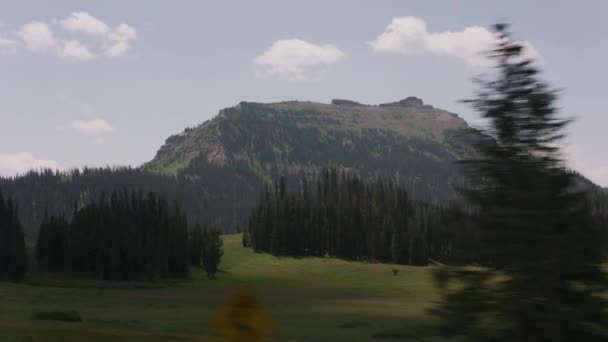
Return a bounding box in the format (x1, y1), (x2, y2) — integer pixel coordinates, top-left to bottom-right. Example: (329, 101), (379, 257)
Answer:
(390, 225), (405, 264)
(0, 167), (230, 237)
(36, 212), (69, 270)
(431, 24), (608, 341)
(36, 210), (50, 270)
(0, 190), (28, 281)
(34, 189), (192, 281)
(189, 223), (203, 267)
(246, 170), (457, 265)
(242, 228), (251, 247)
(201, 226), (224, 278)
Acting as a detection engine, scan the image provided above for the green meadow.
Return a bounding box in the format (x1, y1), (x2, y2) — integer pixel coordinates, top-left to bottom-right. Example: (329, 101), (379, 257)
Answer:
(0, 234), (445, 341)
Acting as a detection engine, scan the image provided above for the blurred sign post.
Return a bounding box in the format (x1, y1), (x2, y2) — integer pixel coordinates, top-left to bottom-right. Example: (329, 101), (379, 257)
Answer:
(213, 289), (271, 342)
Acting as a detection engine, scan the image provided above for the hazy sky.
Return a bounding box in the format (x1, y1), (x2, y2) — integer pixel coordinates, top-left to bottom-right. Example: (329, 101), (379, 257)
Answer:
(1, 0), (606, 185)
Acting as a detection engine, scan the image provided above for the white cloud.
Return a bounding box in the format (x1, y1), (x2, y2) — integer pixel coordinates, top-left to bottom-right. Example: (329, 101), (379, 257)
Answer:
(16, 20), (93, 61)
(60, 12), (110, 36)
(564, 144), (608, 187)
(6, 12), (137, 61)
(18, 21), (57, 52)
(104, 40), (129, 57)
(94, 138), (105, 145)
(0, 35), (18, 52)
(369, 17), (542, 66)
(60, 12), (137, 58)
(111, 23), (137, 41)
(70, 118), (114, 136)
(59, 40), (94, 61)
(0, 153), (60, 176)
(254, 38), (346, 81)
(104, 23), (137, 57)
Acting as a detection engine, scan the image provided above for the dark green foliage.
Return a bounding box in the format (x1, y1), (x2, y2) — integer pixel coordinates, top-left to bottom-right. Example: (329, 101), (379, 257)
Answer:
(0, 189), (28, 281)
(431, 24), (608, 341)
(247, 169), (462, 265)
(189, 223), (203, 267)
(31, 309), (82, 322)
(589, 189), (608, 254)
(390, 228), (405, 264)
(242, 229), (251, 247)
(39, 189), (190, 281)
(36, 212), (69, 270)
(0, 167), (211, 238)
(201, 226), (223, 278)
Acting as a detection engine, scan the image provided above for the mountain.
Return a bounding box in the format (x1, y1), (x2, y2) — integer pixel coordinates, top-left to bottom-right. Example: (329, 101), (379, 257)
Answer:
(1, 97), (602, 235)
(144, 97), (479, 228)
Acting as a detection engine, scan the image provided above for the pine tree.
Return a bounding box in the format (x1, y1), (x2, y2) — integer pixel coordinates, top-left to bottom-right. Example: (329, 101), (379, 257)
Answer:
(431, 23), (608, 341)
(36, 210), (51, 270)
(0, 190), (28, 281)
(35, 189), (192, 281)
(201, 226), (224, 278)
(36, 212), (69, 270)
(390, 225), (405, 264)
(189, 223), (203, 266)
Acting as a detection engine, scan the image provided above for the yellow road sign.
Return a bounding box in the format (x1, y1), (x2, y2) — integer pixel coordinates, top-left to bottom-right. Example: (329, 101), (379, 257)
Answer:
(213, 289), (271, 342)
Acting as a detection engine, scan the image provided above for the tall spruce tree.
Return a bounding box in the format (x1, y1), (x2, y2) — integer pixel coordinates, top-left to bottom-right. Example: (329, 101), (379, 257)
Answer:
(431, 24), (608, 341)
(189, 223), (203, 267)
(0, 190), (28, 281)
(36, 211), (69, 270)
(201, 226), (224, 278)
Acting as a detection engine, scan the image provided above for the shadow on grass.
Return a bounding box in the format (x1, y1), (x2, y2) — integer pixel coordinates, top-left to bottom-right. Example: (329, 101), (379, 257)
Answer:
(31, 309), (83, 322)
(337, 321), (370, 329)
(371, 320), (443, 341)
(87, 318), (142, 328)
(373, 330), (417, 339)
(25, 275), (189, 290)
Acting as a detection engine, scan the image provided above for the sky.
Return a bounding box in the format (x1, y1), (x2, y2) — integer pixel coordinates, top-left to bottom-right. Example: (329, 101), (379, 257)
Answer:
(0, 0), (606, 185)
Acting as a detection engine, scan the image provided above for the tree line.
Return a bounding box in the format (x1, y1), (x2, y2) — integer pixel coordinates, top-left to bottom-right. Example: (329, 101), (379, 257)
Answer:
(245, 169), (472, 265)
(2, 187), (223, 282)
(0, 167), (213, 239)
(36, 189), (189, 280)
(246, 167), (608, 268)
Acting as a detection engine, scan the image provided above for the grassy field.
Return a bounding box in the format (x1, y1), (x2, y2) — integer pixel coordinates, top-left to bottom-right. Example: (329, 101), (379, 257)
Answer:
(0, 234), (444, 341)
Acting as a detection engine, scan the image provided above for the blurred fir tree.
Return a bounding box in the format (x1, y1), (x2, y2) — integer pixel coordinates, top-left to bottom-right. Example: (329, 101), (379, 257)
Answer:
(431, 23), (608, 341)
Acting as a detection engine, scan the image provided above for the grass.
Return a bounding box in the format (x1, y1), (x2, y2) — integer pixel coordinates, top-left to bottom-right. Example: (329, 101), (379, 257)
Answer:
(31, 310), (82, 322)
(0, 234), (444, 341)
(336, 321), (370, 329)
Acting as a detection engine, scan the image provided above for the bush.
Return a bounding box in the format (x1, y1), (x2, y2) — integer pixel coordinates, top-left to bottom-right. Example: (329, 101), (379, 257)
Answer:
(31, 309), (82, 322)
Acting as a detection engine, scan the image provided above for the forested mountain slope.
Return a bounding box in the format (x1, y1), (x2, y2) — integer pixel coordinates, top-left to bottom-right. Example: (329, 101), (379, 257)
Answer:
(144, 97), (478, 228)
(8, 97), (599, 234)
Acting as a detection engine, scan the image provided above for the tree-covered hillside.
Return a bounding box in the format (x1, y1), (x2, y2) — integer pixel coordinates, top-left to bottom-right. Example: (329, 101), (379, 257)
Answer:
(0, 97), (602, 235)
(145, 98), (479, 228)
